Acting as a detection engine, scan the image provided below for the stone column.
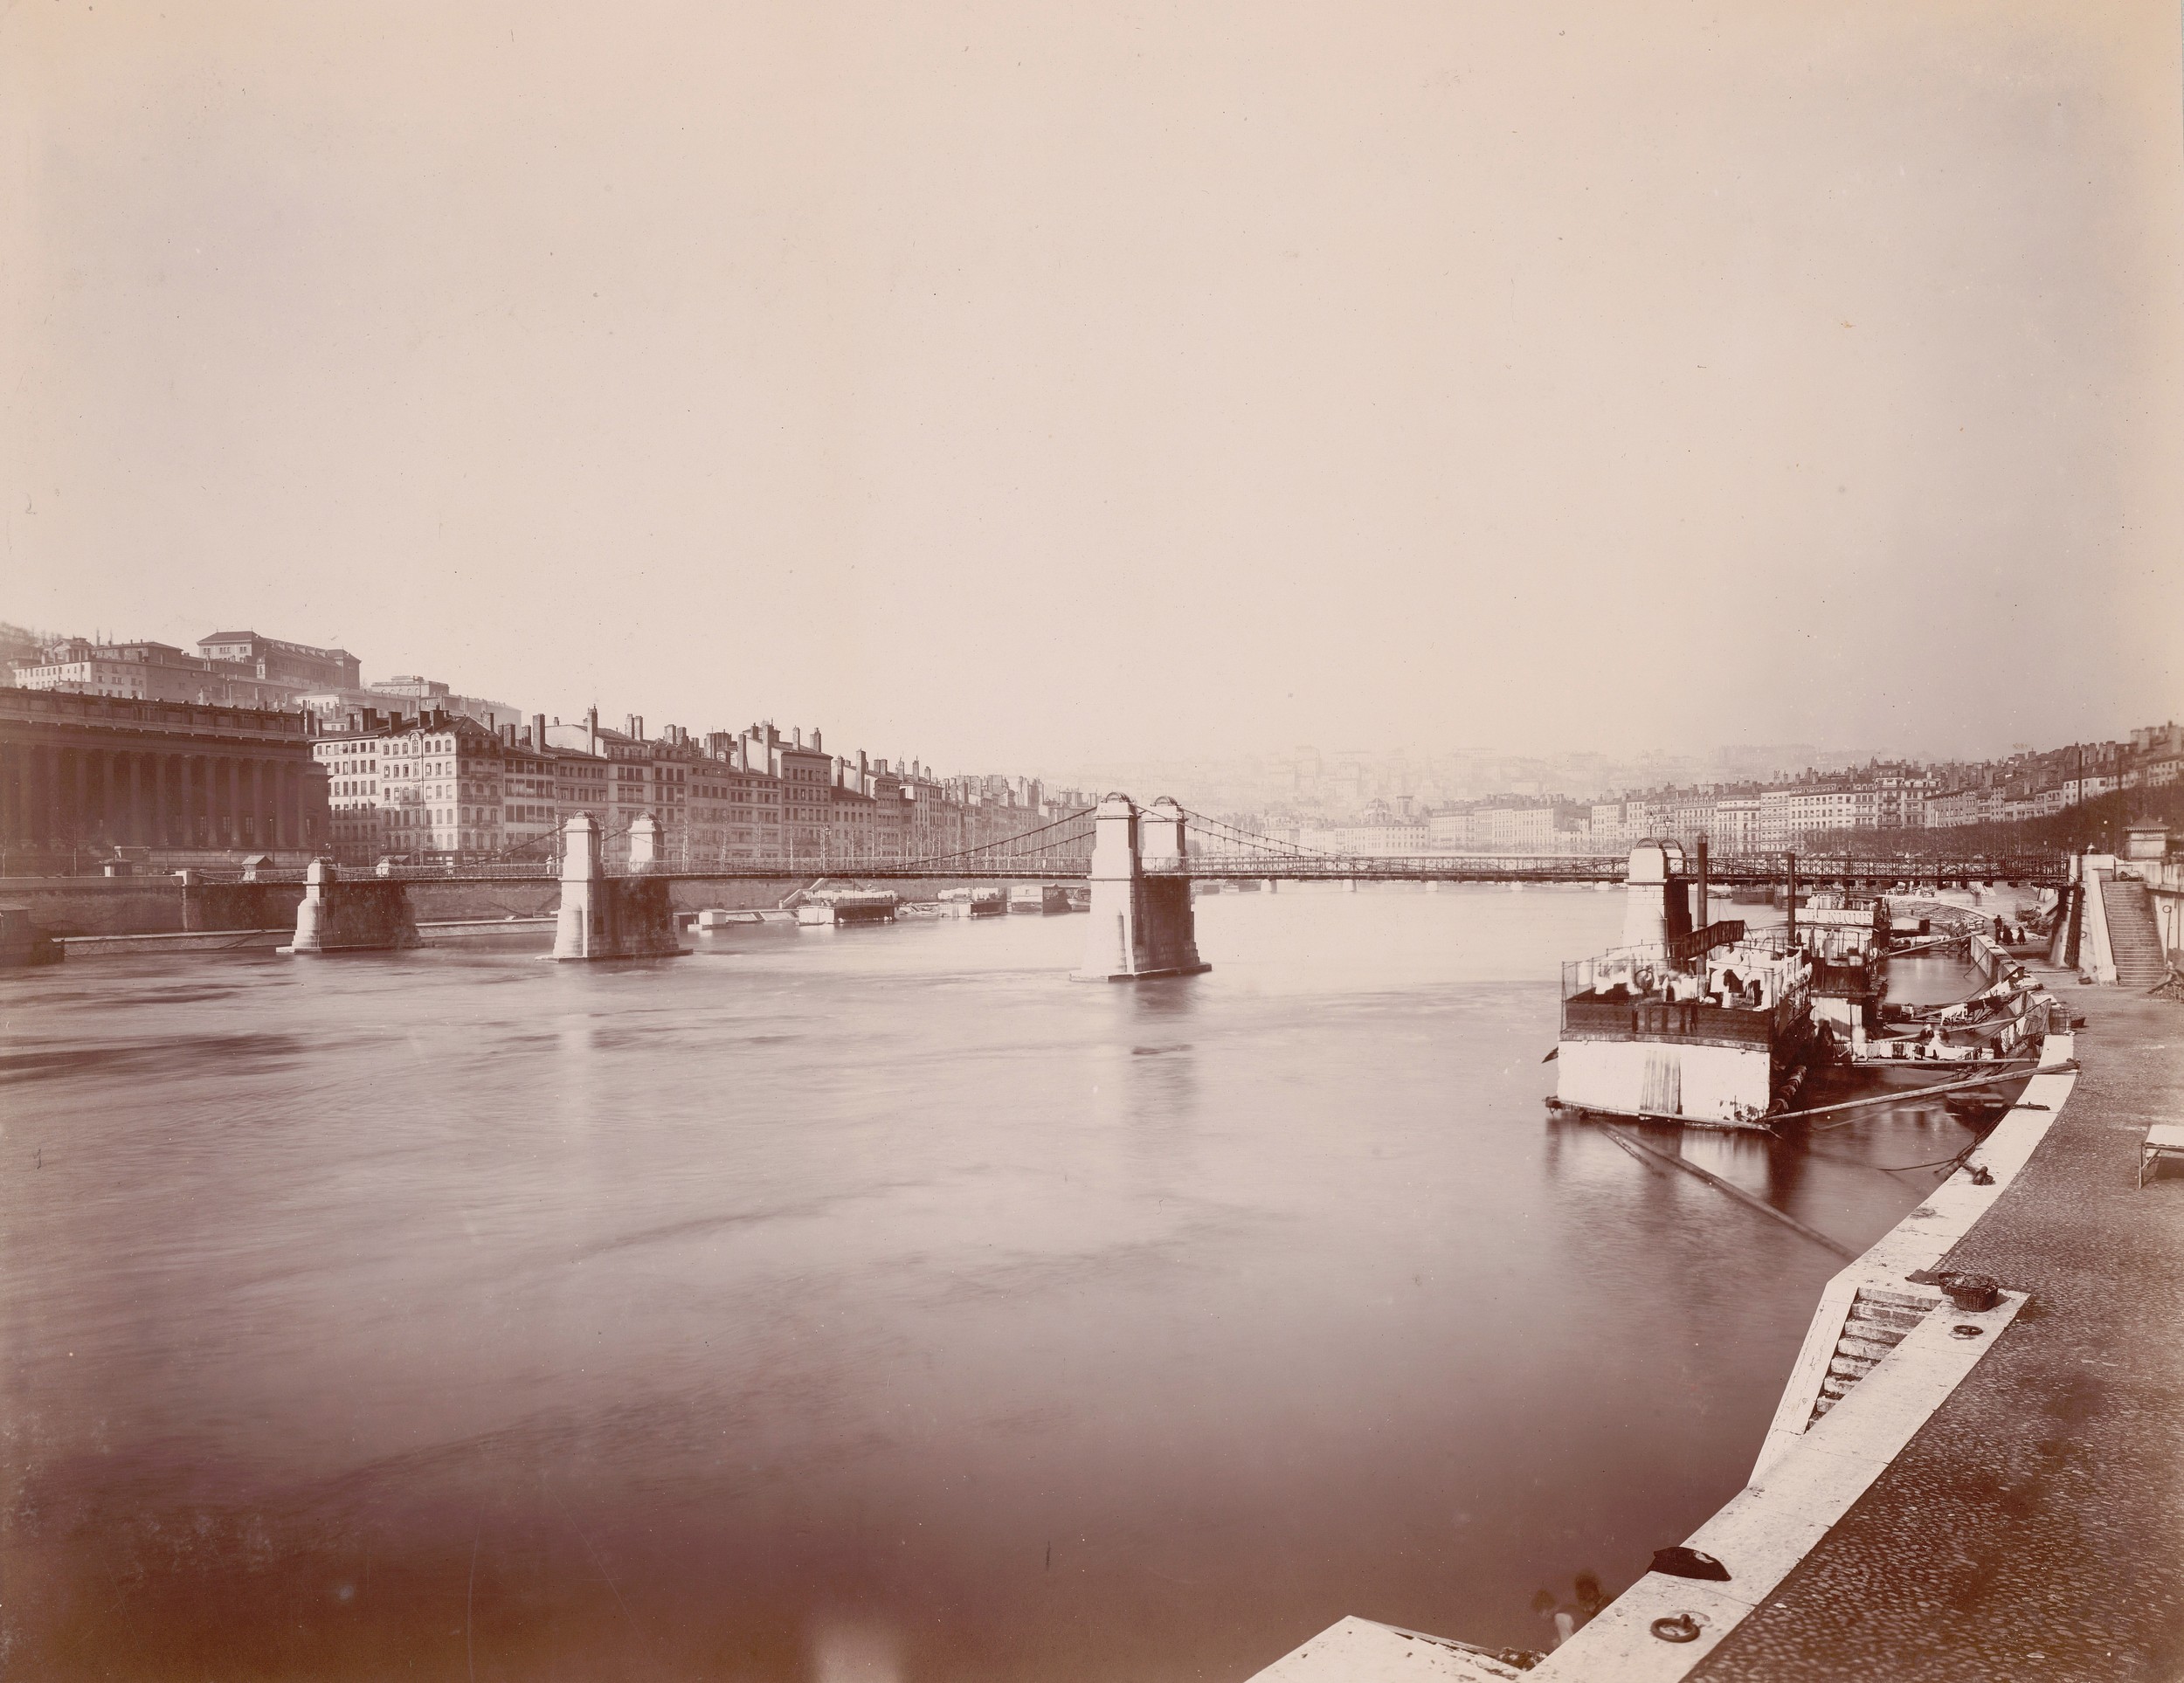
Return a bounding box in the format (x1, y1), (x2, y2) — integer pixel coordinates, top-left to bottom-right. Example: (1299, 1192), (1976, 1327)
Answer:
(177, 755), (196, 847)
(37, 746), (59, 849)
(37, 745), (55, 845)
(83, 749), (104, 845)
(93, 749), (110, 843)
(0, 743), (18, 847)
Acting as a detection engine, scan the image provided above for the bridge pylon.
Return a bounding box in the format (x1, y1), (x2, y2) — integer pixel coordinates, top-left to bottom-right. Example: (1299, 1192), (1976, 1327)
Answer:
(1074, 795), (1211, 983)
(552, 813), (684, 961)
(1622, 840), (1698, 950)
(281, 856), (419, 955)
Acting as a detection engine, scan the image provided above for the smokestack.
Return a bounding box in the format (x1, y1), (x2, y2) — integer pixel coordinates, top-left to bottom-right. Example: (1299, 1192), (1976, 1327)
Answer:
(533, 713), (546, 750)
(812, 728), (823, 752)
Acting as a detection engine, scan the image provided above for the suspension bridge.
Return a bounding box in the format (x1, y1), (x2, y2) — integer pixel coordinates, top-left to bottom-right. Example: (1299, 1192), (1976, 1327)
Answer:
(269, 794), (2073, 969)
(289, 796), (2070, 891)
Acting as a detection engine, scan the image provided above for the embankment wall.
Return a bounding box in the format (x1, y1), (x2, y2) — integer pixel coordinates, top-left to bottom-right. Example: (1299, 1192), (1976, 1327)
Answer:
(2, 873), (1064, 937)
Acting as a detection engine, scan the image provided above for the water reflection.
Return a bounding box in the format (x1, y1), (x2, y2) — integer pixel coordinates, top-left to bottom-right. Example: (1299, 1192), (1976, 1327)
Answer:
(0, 892), (1959, 1680)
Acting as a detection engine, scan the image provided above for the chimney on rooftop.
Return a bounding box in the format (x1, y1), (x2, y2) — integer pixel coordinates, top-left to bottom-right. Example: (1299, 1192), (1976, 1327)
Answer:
(533, 714), (546, 750)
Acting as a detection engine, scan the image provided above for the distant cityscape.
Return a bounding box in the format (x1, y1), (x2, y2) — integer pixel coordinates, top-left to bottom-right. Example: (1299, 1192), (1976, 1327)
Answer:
(1, 619), (2177, 869)
(1061, 730), (2184, 858)
(1232, 730), (2183, 857)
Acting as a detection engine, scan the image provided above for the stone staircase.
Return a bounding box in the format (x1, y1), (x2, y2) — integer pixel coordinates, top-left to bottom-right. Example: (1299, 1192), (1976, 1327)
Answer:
(1810, 1285), (1934, 1422)
(2101, 877), (2169, 987)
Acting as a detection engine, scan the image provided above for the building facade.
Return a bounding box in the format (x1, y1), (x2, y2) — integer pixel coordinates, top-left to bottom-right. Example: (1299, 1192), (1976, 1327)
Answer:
(12, 638), (314, 709)
(0, 688), (331, 866)
(306, 706), (1086, 870)
(197, 632), (362, 692)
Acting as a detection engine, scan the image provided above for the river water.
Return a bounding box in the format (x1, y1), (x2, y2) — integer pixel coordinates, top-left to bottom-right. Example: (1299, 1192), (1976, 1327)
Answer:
(0, 888), (1981, 1680)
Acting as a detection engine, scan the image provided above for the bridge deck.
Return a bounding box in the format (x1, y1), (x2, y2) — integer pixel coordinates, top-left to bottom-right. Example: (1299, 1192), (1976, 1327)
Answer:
(232, 853), (2068, 887)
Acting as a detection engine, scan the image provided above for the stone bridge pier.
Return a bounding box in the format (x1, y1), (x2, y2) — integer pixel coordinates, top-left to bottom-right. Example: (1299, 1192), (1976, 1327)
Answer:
(551, 813), (684, 961)
(1075, 795), (1211, 982)
(282, 858), (420, 955)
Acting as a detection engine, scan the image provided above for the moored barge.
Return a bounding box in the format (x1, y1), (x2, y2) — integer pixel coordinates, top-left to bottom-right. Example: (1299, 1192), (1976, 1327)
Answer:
(1548, 841), (1817, 1131)
(1552, 923), (1816, 1129)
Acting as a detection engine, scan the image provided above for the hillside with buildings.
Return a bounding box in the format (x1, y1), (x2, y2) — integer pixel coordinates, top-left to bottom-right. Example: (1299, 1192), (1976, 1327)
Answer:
(1213, 728), (2184, 859)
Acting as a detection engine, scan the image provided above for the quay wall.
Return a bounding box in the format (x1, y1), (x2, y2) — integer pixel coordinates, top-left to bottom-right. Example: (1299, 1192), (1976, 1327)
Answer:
(1250, 1015), (2091, 1683)
(3, 873), (1074, 941)
(0, 874), (561, 935)
(0, 875), (305, 936)
(1750, 1028), (2078, 1477)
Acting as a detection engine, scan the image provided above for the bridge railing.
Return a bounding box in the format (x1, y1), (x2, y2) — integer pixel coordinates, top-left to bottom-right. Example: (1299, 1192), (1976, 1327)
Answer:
(172, 832), (2072, 887)
(1163, 852), (1628, 879)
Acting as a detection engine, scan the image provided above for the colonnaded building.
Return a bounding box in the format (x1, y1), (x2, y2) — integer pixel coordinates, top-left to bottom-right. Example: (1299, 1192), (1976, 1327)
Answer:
(0, 688), (334, 871)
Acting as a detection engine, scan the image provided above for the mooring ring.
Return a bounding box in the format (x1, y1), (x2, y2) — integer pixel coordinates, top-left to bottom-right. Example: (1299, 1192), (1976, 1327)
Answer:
(1650, 1613), (1704, 1644)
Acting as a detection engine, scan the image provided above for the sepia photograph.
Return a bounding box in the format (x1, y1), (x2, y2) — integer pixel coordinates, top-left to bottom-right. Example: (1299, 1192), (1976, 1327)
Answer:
(3, 3), (2181, 1679)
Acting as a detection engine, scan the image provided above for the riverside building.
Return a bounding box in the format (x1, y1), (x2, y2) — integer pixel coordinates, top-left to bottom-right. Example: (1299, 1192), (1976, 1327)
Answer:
(309, 704), (1088, 869)
(12, 636), (338, 710)
(0, 687), (331, 866)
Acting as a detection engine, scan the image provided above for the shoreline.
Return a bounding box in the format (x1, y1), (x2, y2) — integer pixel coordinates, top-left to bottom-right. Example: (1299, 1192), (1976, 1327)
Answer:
(1254, 956), (2181, 1680)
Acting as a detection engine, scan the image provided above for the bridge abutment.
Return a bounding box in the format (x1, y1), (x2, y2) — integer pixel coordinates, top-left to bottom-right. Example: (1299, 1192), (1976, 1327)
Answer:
(1075, 796), (1210, 982)
(282, 858), (420, 955)
(551, 814), (685, 961)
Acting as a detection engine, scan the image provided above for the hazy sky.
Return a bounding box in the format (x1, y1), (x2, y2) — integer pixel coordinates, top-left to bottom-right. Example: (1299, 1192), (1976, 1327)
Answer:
(5, 2), (2181, 776)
